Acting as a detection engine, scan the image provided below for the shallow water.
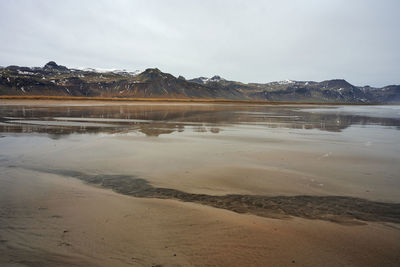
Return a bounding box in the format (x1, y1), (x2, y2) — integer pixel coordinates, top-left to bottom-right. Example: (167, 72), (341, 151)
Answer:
(1, 103), (399, 202)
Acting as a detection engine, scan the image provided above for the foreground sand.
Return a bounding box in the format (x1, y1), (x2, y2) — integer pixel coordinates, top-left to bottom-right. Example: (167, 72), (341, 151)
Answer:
(1, 170), (399, 267)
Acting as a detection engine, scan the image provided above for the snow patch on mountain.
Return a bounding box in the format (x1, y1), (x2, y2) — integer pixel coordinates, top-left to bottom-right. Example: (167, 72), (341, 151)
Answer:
(191, 75), (226, 84)
(278, 79), (295, 85)
(72, 67), (141, 76)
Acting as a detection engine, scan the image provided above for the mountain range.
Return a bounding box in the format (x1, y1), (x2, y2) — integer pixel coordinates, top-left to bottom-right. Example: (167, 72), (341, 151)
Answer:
(1, 61), (399, 104)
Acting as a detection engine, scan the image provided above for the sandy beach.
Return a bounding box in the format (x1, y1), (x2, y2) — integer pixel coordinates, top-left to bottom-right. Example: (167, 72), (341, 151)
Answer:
(1, 100), (400, 266)
(1, 169), (400, 267)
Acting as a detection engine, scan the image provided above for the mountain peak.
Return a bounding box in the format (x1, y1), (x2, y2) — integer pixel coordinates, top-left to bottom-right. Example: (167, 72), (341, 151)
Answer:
(320, 79), (353, 88)
(143, 68), (162, 74)
(44, 61), (57, 67)
(209, 75), (225, 82)
(43, 61), (68, 71)
(137, 68), (176, 81)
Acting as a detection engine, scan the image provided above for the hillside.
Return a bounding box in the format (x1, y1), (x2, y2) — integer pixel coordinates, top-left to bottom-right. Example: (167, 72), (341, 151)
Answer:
(1, 62), (399, 103)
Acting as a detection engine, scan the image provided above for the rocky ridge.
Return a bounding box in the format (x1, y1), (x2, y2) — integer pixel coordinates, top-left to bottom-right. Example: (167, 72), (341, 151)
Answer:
(1, 62), (399, 103)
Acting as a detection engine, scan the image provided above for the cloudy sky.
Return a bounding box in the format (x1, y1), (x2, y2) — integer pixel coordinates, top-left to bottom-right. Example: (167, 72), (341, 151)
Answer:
(1, 0), (399, 86)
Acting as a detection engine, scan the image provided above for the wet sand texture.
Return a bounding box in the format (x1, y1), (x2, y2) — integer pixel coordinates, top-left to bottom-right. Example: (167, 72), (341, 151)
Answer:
(2, 171), (400, 267)
(44, 169), (400, 225)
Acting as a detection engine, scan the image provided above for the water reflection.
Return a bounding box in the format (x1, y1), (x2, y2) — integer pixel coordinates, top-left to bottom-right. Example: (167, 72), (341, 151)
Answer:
(0, 104), (399, 137)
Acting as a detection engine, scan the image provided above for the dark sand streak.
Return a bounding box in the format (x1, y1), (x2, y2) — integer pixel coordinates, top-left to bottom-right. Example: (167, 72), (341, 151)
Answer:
(32, 168), (400, 225)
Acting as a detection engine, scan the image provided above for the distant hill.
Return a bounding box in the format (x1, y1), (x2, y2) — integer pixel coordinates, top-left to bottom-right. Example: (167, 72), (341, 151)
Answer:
(1, 62), (399, 103)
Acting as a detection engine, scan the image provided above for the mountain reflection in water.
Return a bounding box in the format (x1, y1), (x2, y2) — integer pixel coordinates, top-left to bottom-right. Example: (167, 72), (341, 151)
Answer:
(0, 104), (399, 138)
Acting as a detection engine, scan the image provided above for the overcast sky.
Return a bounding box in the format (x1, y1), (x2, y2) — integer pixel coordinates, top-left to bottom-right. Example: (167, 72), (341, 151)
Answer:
(1, 0), (399, 86)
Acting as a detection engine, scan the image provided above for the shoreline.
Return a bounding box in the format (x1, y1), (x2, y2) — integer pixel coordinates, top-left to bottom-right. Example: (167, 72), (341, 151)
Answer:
(0, 95), (384, 105)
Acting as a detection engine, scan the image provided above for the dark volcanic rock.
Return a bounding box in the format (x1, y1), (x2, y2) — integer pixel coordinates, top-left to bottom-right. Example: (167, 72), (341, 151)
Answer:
(0, 62), (399, 103)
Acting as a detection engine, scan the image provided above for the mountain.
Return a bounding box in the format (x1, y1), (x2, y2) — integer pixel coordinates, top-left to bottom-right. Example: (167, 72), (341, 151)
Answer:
(190, 77), (400, 104)
(244, 79), (372, 103)
(0, 61), (399, 103)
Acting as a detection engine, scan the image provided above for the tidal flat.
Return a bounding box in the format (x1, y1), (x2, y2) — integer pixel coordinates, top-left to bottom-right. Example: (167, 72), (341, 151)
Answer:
(0, 100), (400, 266)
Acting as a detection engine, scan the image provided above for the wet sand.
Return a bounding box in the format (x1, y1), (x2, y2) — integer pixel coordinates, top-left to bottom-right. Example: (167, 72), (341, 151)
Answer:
(1, 169), (400, 267)
(25, 168), (400, 225)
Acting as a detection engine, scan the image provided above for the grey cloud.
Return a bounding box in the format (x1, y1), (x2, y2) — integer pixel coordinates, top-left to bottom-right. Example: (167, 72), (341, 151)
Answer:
(0, 0), (399, 86)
